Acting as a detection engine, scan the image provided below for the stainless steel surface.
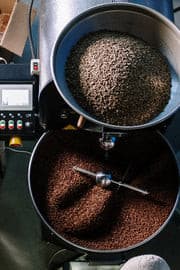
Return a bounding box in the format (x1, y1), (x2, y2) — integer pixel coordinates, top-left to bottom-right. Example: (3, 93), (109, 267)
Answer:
(51, 3), (180, 130)
(99, 136), (116, 150)
(39, 0), (128, 94)
(96, 172), (112, 188)
(39, 0), (174, 96)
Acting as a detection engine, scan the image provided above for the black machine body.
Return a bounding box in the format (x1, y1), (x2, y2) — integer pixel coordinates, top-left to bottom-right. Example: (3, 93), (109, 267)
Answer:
(0, 64), (40, 139)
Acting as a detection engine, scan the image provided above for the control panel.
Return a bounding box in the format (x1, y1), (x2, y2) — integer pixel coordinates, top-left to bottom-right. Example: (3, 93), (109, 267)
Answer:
(0, 81), (39, 138)
(0, 111), (36, 135)
(0, 64), (40, 139)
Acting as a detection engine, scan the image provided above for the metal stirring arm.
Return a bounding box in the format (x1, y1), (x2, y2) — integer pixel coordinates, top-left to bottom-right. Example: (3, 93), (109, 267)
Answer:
(73, 166), (96, 178)
(111, 179), (148, 195)
(73, 166), (149, 195)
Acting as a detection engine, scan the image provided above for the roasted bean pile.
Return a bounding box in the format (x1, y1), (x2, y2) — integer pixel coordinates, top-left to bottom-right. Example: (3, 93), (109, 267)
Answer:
(31, 132), (177, 250)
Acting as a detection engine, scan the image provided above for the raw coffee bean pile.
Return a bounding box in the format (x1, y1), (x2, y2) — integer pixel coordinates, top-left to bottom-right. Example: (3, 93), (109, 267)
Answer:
(65, 31), (171, 126)
(31, 131), (177, 250)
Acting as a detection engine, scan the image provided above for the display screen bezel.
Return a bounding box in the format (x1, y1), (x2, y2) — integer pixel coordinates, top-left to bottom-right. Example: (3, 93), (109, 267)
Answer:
(0, 84), (33, 111)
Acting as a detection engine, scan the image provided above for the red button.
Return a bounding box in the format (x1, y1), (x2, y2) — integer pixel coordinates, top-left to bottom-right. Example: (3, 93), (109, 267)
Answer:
(34, 64), (38, 71)
(0, 120), (5, 130)
(8, 120), (14, 130)
(0, 125), (5, 130)
(17, 124), (23, 130)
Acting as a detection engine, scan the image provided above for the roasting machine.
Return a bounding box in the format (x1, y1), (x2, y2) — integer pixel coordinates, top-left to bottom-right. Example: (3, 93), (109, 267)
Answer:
(0, 0), (180, 269)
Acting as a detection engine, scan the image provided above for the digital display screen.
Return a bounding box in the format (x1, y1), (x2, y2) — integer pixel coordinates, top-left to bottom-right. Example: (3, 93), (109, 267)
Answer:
(2, 89), (29, 106)
(0, 84), (33, 111)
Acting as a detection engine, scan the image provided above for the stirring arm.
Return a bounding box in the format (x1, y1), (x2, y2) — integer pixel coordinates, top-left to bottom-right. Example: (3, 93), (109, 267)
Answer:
(73, 166), (149, 195)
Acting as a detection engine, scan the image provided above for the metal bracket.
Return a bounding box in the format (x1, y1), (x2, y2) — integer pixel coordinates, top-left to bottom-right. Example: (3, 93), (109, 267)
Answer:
(99, 127), (126, 150)
(48, 249), (80, 270)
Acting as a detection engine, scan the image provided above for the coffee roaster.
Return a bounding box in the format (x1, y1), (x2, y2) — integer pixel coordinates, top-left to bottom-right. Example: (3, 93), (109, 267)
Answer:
(28, 0), (180, 269)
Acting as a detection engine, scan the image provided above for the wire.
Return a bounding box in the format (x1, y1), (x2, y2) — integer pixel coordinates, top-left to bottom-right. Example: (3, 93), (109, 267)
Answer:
(28, 0), (36, 58)
(0, 147), (32, 155)
(174, 6), (180, 13)
(6, 147), (32, 155)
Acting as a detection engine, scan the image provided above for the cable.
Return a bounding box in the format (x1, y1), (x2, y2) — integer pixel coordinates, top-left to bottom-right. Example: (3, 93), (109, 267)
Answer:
(6, 147), (32, 155)
(0, 57), (7, 64)
(0, 147), (32, 155)
(28, 0), (36, 58)
(174, 6), (180, 13)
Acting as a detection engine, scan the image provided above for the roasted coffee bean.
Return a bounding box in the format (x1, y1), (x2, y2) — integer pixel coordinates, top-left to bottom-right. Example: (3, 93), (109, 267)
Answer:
(32, 132), (177, 250)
